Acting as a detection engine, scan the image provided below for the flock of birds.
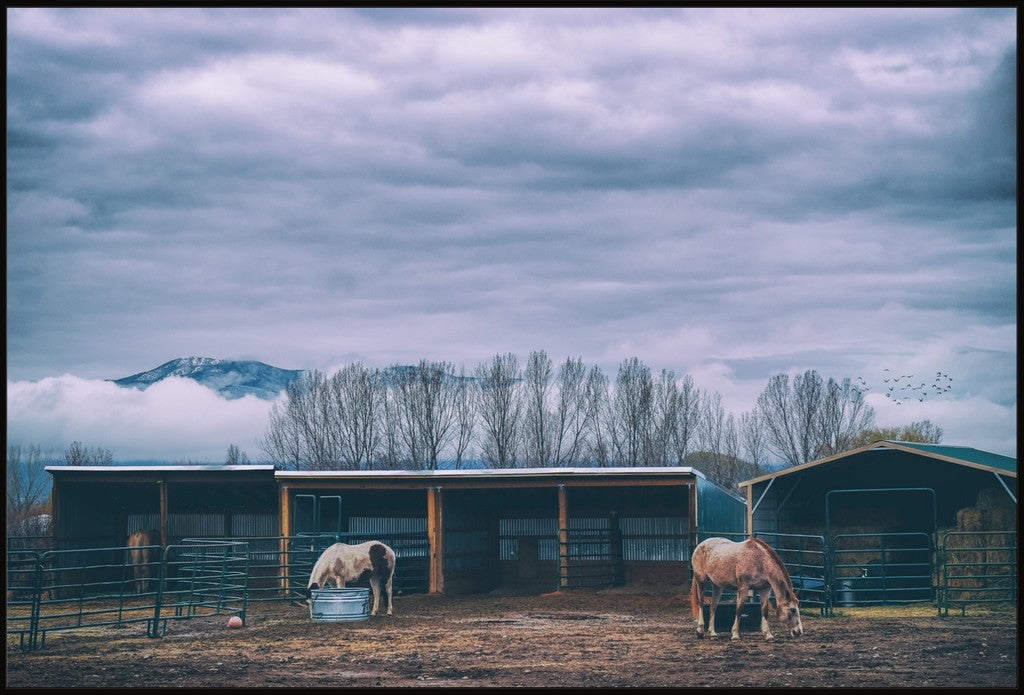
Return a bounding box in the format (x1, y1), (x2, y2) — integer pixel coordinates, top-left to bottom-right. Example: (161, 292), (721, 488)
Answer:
(854, 369), (954, 406)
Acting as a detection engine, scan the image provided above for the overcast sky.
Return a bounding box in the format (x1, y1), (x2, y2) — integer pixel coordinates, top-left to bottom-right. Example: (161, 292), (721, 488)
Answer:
(6, 7), (1017, 462)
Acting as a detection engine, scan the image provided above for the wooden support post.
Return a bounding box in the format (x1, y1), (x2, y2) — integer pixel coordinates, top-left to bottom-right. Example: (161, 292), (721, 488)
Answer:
(279, 486), (292, 595)
(428, 486), (444, 594)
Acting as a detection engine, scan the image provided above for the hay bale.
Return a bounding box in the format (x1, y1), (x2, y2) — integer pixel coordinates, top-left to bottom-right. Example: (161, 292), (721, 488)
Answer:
(956, 508), (982, 532)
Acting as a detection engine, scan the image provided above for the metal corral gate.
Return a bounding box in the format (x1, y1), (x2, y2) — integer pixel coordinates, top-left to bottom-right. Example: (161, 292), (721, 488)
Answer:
(559, 524), (622, 589)
(938, 530), (1017, 616)
(6, 540), (248, 651)
(826, 488), (937, 614)
(559, 516), (690, 589)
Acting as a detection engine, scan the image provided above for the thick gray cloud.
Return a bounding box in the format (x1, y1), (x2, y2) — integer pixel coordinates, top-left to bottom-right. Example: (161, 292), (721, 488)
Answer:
(6, 8), (1016, 461)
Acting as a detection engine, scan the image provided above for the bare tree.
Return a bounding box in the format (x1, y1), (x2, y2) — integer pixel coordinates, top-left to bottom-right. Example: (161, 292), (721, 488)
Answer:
(550, 356), (594, 467)
(262, 380), (306, 470)
(330, 362), (384, 470)
(756, 372), (808, 467)
(645, 369), (679, 466)
(7, 444), (54, 532)
(522, 350), (554, 467)
(63, 440), (113, 466)
(261, 371), (340, 470)
(450, 365), (476, 469)
(757, 370), (874, 467)
(379, 383), (406, 470)
(391, 360), (465, 470)
(609, 357), (653, 467)
(697, 390), (727, 478)
(225, 444), (250, 465)
(814, 376), (875, 458)
(739, 410), (769, 471)
(671, 374), (702, 465)
(585, 365), (612, 466)
(474, 353), (523, 469)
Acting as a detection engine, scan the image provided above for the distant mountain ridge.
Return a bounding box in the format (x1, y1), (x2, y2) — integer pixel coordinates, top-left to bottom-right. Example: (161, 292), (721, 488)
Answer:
(110, 357), (307, 401)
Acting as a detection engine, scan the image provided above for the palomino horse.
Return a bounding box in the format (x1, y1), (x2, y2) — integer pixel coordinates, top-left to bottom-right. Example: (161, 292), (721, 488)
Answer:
(127, 529), (160, 593)
(306, 540), (396, 616)
(690, 536), (803, 641)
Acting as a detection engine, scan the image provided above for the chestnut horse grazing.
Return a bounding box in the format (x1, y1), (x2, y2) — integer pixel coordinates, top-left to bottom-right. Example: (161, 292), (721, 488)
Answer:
(690, 537), (803, 641)
(127, 529), (160, 593)
(306, 541), (396, 616)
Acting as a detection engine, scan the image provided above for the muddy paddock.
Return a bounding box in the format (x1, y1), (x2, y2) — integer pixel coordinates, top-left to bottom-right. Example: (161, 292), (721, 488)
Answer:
(5, 588), (1018, 689)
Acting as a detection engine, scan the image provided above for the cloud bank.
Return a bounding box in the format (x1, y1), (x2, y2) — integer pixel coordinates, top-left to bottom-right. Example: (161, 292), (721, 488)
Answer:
(6, 8), (1016, 460)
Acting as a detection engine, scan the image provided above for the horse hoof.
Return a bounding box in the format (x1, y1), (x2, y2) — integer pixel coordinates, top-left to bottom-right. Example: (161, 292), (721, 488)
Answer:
(731, 635), (740, 642)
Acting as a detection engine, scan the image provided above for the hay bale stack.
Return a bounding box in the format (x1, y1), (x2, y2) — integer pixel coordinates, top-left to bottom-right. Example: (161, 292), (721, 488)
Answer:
(941, 521), (984, 595)
(956, 508), (982, 532)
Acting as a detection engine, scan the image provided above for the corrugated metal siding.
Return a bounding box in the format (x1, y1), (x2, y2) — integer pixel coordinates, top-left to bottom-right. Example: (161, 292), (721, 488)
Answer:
(348, 517), (429, 561)
(126, 514), (160, 539)
(500, 517), (558, 561)
(620, 516), (688, 561)
(348, 517), (427, 535)
(696, 476), (746, 537)
(169, 512), (225, 538)
(230, 512), (278, 538)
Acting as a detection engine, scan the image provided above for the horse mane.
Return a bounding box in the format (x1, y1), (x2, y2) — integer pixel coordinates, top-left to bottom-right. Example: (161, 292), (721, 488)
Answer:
(748, 537), (796, 600)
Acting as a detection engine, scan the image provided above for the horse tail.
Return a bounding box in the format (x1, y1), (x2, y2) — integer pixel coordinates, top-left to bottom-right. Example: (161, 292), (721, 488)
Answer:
(369, 542), (395, 605)
(689, 564), (704, 620)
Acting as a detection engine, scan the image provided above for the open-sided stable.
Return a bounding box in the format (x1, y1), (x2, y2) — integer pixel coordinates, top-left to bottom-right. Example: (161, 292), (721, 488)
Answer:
(43, 465), (746, 596)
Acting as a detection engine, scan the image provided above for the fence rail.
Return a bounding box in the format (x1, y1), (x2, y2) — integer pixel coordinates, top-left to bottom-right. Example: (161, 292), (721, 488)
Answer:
(6, 540), (249, 650)
(8, 528), (1015, 650)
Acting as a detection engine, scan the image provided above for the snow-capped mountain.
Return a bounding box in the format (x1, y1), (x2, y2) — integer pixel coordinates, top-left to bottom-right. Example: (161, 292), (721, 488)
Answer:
(110, 357), (307, 400)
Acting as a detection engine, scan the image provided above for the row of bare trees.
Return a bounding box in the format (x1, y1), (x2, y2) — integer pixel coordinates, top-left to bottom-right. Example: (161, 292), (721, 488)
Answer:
(261, 351), (938, 490)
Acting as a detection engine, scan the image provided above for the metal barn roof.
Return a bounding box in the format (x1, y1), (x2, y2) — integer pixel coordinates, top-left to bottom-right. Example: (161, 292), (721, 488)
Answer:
(275, 466), (705, 480)
(739, 439), (1016, 489)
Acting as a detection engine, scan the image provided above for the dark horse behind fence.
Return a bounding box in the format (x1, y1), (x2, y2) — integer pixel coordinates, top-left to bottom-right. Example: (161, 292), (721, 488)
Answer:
(306, 540), (396, 616)
(690, 536), (803, 641)
(126, 529), (160, 593)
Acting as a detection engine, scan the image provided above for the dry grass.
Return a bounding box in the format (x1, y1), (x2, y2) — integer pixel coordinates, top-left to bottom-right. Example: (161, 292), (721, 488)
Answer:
(831, 602), (1015, 618)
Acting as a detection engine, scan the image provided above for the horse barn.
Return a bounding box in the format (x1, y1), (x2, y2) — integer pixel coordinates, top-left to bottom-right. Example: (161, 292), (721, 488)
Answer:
(39, 464), (746, 599)
(737, 440), (1017, 614)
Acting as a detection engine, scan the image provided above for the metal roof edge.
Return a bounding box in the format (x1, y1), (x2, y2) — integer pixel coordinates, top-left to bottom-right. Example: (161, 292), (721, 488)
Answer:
(737, 440), (889, 489)
(738, 439), (1016, 489)
(275, 466), (701, 479)
(45, 464), (278, 473)
(881, 441), (1017, 478)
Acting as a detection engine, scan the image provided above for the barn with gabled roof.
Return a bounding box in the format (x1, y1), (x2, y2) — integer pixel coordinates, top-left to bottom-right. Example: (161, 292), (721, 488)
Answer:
(738, 440), (1017, 612)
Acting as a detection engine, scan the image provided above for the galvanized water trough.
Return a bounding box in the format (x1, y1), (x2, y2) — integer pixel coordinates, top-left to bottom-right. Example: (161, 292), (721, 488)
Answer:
(309, 587), (372, 623)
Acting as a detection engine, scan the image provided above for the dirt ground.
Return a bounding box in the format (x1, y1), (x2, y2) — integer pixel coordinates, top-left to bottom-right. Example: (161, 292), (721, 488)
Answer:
(5, 588), (1018, 689)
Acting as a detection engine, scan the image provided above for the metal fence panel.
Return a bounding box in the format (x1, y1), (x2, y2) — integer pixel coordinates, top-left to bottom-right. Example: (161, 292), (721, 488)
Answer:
(939, 530), (1017, 616)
